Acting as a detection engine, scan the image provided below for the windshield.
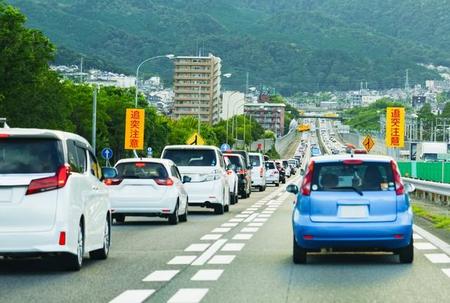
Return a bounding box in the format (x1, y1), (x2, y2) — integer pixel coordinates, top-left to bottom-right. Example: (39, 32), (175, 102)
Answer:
(163, 149), (217, 166)
(249, 155), (261, 167)
(115, 162), (168, 179)
(265, 162), (275, 169)
(0, 138), (63, 174)
(312, 161), (395, 192)
(224, 155), (242, 168)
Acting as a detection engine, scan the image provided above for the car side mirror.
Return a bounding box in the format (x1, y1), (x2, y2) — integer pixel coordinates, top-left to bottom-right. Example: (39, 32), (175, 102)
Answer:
(102, 167), (117, 180)
(286, 184), (299, 195)
(404, 183), (415, 193)
(182, 176), (192, 184)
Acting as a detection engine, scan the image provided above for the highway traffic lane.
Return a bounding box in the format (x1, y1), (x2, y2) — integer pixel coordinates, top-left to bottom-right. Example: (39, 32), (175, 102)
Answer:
(0, 184), (278, 303)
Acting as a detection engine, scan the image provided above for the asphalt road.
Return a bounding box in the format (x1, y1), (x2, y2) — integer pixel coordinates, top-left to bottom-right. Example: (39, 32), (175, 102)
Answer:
(1, 172), (450, 303)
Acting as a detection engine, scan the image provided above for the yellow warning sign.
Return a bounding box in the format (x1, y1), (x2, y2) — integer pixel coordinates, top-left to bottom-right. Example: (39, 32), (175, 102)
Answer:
(124, 108), (145, 150)
(186, 132), (205, 145)
(363, 135), (375, 153)
(386, 107), (405, 148)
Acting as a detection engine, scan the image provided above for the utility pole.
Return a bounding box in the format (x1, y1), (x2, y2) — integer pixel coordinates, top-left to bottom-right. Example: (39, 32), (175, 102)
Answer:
(245, 72), (249, 102)
(92, 85), (98, 153)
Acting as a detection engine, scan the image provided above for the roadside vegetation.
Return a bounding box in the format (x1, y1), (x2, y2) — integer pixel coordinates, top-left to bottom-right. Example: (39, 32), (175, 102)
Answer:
(413, 205), (450, 231)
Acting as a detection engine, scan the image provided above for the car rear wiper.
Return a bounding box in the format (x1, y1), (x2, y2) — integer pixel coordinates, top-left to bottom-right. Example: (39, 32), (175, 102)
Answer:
(330, 186), (364, 196)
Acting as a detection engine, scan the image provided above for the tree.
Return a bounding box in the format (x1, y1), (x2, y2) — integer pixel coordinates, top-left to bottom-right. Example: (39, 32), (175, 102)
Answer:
(442, 102), (450, 118)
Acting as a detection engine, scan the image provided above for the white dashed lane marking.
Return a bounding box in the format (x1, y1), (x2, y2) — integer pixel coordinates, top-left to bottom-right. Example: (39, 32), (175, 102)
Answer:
(244, 213), (260, 222)
(442, 268), (450, 278)
(253, 218), (268, 222)
(221, 243), (245, 252)
(168, 288), (209, 303)
(201, 234), (222, 241)
(258, 214), (271, 218)
(208, 255), (236, 264)
(109, 290), (155, 303)
(229, 218), (244, 223)
(221, 222), (239, 228)
(425, 254), (450, 264)
(248, 222), (264, 227)
(241, 210), (254, 214)
(236, 214), (249, 218)
(241, 227), (259, 233)
(232, 233), (253, 240)
(191, 269), (224, 281)
(185, 243), (211, 252)
(192, 239), (227, 266)
(143, 270), (179, 282)
(168, 256), (197, 265)
(413, 233), (423, 240)
(414, 242), (437, 250)
(211, 227), (231, 233)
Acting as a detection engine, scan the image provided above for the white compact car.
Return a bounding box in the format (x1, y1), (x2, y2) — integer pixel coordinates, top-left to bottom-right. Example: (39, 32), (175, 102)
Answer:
(224, 157), (239, 205)
(265, 160), (280, 187)
(0, 128), (113, 271)
(249, 152), (266, 192)
(161, 145), (230, 214)
(106, 158), (189, 225)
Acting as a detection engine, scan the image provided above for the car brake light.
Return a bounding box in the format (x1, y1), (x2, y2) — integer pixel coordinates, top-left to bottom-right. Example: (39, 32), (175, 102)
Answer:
(394, 234), (404, 239)
(59, 231), (66, 245)
(390, 160), (404, 195)
(301, 161), (314, 196)
(155, 178), (174, 186)
(0, 134), (10, 138)
(260, 167), (263, 177)
(227, 170), (233, 175)
(303, 235), (313, 240)
(135, 162), (146, 168)
(343, 159), (363, 165)
(238, 169), (246, 175)
(104, 179), (123, 186)
(26, 164), (71, 195)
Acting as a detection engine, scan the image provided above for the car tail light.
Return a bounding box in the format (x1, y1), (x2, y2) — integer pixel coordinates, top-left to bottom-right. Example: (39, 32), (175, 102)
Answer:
(391, 160), (404, 195)
(135, 162), (146, 168)
(260, 167), (264, 177)
(227, 170), (233, 175)
(301, 161), (314, 196)
(343, 159), (363, 165)
(104, 179), (123, 186)
(303, 235), (314, 240)
(0, 134), (10, 138)
(26, 165), (71, 195)
(238, 169), (246, 175)
(59, 231), (66, 245)
(394, 234), (404, 239)
(155, 178), (174, 186)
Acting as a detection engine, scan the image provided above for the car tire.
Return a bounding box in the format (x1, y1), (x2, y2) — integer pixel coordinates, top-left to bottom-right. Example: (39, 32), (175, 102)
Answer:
(293, 237), (307, 264)
(398, 237), (414, 264)
(234, 193), (239, 204)
(214, 204), (224, 215)
(224, 204), (229, 212)
(241, 190), (247, 199)
(282, 179), (286, 184)
(230, 192), (236, 205)
(114, 214), (125, 224)
(62, 222), (84, 271)
(168, 204), (179, 225)
(179, 202), (188, 222)
(275, 182), (280, 187)
(90, 215), (111, 260)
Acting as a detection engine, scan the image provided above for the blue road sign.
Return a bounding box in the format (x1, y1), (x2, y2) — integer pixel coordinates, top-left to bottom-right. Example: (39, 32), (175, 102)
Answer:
(147, 147), (153, 157)
(101, 148), (113, 160)
(220, 143), (231, 152)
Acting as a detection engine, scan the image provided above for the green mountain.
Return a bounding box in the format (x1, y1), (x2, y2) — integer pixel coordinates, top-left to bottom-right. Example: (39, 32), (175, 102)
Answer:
(7, 0), (450, 93)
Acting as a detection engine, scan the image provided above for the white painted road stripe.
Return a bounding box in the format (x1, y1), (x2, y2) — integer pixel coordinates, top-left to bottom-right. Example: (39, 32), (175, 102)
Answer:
(442, 268), (450, 278)
(192, 239), (227, 266)
(168, 256), (197, 265)
(232, 233), (253, 240)
(109, 290), (155, 303)
(241, 227), (259, 233)
(248, 222), (264, 227)
(241, 210), (254, 214)
(253, 218), (268, 222)
(201, 234), (222, 241)
(208, 255), (236, 264)
(258, 214), (272, 218)
(221, 243), (245, 252)
(212, 227), (231, 233)
(168, 288), (209, 303)
(143, 270), (179, 282)
(244, 213), (259, 222)
(414, 224), (450, 255)
(222, 222), (239, 228)
(185, 243), (211, 252)
(414, 242), (437, 250)
(425, 254), (450, 264)
(236, 214), (249, 218)
(413, 234), (423, 240)
(191, 269), (224, 281)
(229, 218), (244, 223)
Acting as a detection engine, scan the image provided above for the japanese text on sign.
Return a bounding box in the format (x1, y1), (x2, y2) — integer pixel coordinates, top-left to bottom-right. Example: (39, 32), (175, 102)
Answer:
(124, 108), (145, 150)
(385, 107), (405, 148)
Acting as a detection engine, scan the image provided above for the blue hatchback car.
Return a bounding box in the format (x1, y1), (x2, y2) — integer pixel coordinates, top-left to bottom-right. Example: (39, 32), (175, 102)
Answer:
(287, 155), (415, 264)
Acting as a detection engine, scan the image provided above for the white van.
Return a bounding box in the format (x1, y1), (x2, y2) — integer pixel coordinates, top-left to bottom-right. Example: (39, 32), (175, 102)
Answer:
(161, 145), (230, 214)
(0, 128), (115, 270)
(249, 152), (266, 191)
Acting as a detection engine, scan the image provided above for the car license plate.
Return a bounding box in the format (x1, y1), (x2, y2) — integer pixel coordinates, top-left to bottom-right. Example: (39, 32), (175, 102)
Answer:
(339, 205), (368, 218)
(0, 188), (13, 203)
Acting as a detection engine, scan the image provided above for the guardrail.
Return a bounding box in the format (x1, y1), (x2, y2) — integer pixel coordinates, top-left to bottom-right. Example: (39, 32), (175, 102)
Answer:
(398, 161), (450, 183)
(275, 130), (297, 157)
(403, 177), (450, 197)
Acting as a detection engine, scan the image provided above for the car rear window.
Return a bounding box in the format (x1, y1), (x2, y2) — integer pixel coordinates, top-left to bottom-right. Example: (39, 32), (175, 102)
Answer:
(228, 151), (248, 166)
(163, 149), (217, 166)
(312, 161), (395, 192)
(0, 138), (63, 174)
(265, 162), (275, 169)
(249, 155), (261, 167)
(115, 162), (168, 179)
(224, 155), (242, 168)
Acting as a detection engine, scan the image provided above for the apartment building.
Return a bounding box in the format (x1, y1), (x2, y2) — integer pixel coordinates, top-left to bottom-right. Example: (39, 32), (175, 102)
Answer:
(244, 103), (286, 137)
(172, 54), (222, 124)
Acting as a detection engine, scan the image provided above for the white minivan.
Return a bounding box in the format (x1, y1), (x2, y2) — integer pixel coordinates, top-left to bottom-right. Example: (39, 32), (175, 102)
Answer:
(249, 152), (266, 191)
(0, 128), (114, 271)
(161, 145), (230, 214)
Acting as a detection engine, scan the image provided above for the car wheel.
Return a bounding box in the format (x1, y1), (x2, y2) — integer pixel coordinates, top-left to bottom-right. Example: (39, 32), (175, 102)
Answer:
(275, 182), (280, 187)
(114, 214), (125, 224)
(224, 204), (229, 212)
(230, 192), (235, 205)
(62, 222), (84, 271)
(398, 237), (414, 264)
(214, 204), (224, 215)
(90, 215), (111, 260)
(293, 237), (307, 264)
(282, 179), (286, 184)
(179, 201), (188, 222)
(234, 193), (239, 204)
(259, 186), (264, 192)
(168, 204), (179, 225)
(241, 190), (247, 199)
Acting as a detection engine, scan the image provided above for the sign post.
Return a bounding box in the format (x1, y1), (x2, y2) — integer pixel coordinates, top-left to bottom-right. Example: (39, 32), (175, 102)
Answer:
(124, 108), (145, 151)
(362, 135), (375, 153)
(385, 107), (405, 149)
(101, 147), (113, 167)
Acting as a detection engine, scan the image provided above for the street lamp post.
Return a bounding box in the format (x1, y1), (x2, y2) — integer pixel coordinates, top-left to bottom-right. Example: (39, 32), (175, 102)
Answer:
(225, 91), (241, 144)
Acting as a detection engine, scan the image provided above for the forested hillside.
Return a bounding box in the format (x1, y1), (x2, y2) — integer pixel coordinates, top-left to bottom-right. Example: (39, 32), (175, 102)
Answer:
(7, 0), (450, 93)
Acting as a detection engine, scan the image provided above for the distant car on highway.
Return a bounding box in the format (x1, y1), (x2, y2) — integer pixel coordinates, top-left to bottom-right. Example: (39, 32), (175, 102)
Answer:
(0, 128), (114, 270)
(353, 149), (368, 154)
(106, 158), (189, 225)
(265, 161), (280, 187)
(161, 145), (230, 214)
(224, 153), (251, 198)
(311, 146), (322, 157)
(275, 161), (286, 184)
(249, 152), (266, 192)
(287, 155), (415, 264)
(224, 156), (239, 204)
